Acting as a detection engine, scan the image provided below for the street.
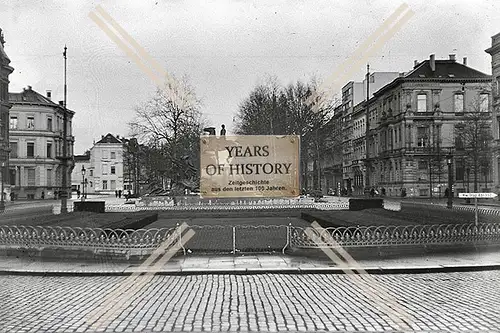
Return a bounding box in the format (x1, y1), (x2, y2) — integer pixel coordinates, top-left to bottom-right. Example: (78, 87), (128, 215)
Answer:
(1, 271), (500, 332)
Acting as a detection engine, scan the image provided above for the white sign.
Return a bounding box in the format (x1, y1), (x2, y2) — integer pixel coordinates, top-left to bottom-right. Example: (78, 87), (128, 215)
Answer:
(458, 193), (498, 198)
(200, 135), (300, 198)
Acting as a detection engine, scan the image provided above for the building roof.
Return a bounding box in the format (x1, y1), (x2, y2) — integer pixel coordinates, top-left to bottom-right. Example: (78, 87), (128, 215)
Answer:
(373, 57), (491, 98)
(405, 60), (490, 79)
(9, 86), (75, 114)
(9, 86), (58, 105)
(95, 133), (123, 144)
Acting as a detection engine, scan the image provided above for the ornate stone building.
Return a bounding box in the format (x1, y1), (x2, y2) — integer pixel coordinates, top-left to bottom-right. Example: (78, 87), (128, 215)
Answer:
(485, 32), (500, 194)
(9, 87), (75, 199)
(361, 54), (492, 197)
(0, 28), (14, 203)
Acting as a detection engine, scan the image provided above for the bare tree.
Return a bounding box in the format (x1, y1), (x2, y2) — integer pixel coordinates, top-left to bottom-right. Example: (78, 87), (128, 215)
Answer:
(129, 76), (204, 197)
(234, 77), (338, 190)
(456, 94), (493, 192)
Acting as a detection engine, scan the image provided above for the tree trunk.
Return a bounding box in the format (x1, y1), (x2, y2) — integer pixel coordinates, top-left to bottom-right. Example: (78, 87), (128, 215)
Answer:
(474, 162), (478, 192)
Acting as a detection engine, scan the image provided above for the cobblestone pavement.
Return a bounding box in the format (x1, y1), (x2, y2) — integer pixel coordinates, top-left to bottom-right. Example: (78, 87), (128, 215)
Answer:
(1, 271), (500, 332)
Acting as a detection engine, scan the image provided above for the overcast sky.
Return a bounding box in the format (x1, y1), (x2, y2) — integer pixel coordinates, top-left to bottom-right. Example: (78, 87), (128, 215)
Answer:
(2, 0), (499, 154)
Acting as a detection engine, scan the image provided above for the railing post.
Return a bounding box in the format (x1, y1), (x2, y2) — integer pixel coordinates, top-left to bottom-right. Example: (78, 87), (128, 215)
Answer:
(282, 222), (291, 254)
(475, 197), (478, 226)
(232, 226), (236, 255)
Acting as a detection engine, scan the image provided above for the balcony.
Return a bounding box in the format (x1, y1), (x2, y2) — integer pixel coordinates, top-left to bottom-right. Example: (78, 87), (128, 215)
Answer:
(411, 111), (435, 118)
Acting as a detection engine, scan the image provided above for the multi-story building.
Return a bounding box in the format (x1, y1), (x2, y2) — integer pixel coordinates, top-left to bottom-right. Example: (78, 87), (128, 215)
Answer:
(88, 133), (125, 194)
(340, 81), (363, 190)
(485, 32), (500, 194)
(351, 102), (366, 195)
(340, 72), (400, 189)
(9, 86), (75, 199)
(360, 54), (492, 197)
(0, 28), (14, 204)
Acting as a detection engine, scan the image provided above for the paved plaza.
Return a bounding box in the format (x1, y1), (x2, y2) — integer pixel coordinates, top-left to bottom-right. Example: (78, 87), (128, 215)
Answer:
(1, 271), (500, 332)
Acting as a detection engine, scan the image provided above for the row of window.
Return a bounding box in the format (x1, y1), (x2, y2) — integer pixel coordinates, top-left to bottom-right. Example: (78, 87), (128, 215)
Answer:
(9, 168), (53, 187)
(9, 115), (70, 132)
(102, 180), (117, 190)
(9, 141), (71, 158)
(366, 93), (489, 122)
(102, 151), (117, 159)
(102, 164), (117, 175)
(417, 93), (489, 113)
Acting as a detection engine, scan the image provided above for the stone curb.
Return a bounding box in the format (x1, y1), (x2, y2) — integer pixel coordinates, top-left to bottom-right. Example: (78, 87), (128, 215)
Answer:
(1, 263), (500, 276)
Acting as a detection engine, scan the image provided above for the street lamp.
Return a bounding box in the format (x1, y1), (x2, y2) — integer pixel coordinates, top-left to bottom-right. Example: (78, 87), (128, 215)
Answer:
(81, 165), (86, 202)
(446, 153), (453, 209)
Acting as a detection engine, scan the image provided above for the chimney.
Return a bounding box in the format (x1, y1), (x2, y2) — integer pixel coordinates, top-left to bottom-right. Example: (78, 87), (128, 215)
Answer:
(463, 57), (467, 65)
(414, 60), (419, 68)
(449, 54), (456, 61)
(101, 135), (104, 139)
(46, 90), (52, 100)
(429, 54), (435, 72)
(27, 85), (32, 90)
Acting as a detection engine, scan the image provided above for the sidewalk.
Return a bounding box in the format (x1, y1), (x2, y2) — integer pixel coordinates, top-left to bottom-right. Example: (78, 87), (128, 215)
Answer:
(400, 196), (500, 206)
(1, 250), (500, 275)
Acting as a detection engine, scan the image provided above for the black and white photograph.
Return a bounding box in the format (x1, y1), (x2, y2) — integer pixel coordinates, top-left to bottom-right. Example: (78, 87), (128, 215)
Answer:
(1, 0), (500, 332)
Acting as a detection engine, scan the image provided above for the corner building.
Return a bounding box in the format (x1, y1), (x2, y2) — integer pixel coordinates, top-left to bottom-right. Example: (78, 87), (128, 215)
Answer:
(485, 32), (500, 194)
(362, 54), (492, 197)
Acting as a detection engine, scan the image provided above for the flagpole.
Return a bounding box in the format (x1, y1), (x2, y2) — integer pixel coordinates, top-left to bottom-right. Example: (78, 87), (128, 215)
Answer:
(61, 45), (68, 213)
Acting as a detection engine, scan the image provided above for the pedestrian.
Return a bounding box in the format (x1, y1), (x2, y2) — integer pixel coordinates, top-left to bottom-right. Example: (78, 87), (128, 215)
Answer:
(118, 189), (122, 198)
(10, 192), (14, 202)
(77, 189), (80, 198)
(381, 187), (386, 196)
(115, 190), (118, 198)
(41, 191), (45, 200)
(445, 188), (449, 198)
(54, 191), (58, 200)
(370, 188), (375, 197)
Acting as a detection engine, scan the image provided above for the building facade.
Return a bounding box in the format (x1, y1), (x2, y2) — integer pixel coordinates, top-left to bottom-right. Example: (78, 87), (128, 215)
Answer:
(0, 28), (14, 203)
(9, 86), (75, 199)
(485, 32), (500, 194)
(88, 133), (125, 194)
(360, 54), (492, 197)
(340, 72), (400, 190)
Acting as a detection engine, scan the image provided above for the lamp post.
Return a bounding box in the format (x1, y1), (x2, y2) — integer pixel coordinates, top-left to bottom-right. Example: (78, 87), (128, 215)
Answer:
(447, 153), (453, 209)
(0, 146), (8, 211)
(81, 165), (85, 202)
(0, 160), (4, 212)
(60, 45), (69, 213)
